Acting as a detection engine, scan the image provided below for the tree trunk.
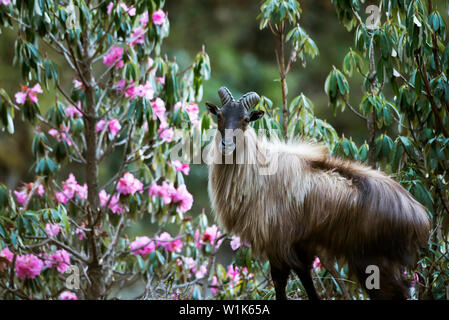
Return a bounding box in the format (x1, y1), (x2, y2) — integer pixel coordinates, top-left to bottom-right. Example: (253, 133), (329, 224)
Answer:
(80, 27), (104, 300)
(367, 38), (377, 168)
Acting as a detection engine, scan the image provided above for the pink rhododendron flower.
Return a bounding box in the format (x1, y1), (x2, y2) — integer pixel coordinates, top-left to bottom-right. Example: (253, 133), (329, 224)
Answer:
(133, 81), (154, 100)
(15, 254), (44, 280)
(115, 79), (127, 92)
(172, 184), (193, 213)
(46, 223), (61, 237)
(147, 57), (157, 75)
(156, 77), (165, 84)
(51, 249), (70, 273)
(0, 247), (13, 262)
(139, 12), (149, 26)
(106, 1), (114, 15)
(0, 0), (11, 6)
(152, 97), (166, 122)
(129, 26), (145, 46)
(99, 189), (109, 207)
(211, 276), (219, 295)
(152, 9), (166, 25)
(184, 257), (196, 270)
(312, 257), (322, 271)
(14, 182), (45, 205)
(175, 102), (200, 124)
(195, 264), (207, 279)
(202, 225), (221, 245)
(96, 119), (107, 132)
(15, 84), (43, 105)
(55, 192), (69, 204)
(97, 118), (121, 137)
(108, 118), (121, 137)
(98, 190), (124, 214)
(230, 236), (242, 251)
(59, 291), (78, 300)
(119, 3), (135, 16)
(103, 46), (124, 68)
(108, 194), (124, 214)
(75, 223), (86, 240)
(130, 236), (155, 257)
(55, 173), (88, 204)
(48, 125), (72, 146)
(171, 160), (190, 175)
(149, 181), (193, 213)
(158, 127), (174, 143)
(149, 181), (176, 204)
(227, 265), (240, 285)
(65, 102), (83, 118)
(160, 181), (177, 204)
(156, 232), (183, 253)
(73, 79), (83, 89)
(14, 189), (28, 205)
(117, 172), (143, 195)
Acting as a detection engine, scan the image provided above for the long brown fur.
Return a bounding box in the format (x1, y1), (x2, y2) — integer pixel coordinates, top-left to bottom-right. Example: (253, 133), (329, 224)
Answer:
(208, 127), (430, 299)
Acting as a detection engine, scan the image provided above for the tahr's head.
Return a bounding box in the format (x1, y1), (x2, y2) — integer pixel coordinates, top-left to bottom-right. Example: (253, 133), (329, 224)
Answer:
(206, 87), (264, 154)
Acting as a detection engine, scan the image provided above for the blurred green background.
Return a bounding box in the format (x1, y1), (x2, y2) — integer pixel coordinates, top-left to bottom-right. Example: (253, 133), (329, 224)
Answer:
(0, 0), (384, 226)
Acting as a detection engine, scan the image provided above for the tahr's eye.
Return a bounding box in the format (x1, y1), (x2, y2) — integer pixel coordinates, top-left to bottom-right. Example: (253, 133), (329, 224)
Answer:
(244, 117), (250, 123)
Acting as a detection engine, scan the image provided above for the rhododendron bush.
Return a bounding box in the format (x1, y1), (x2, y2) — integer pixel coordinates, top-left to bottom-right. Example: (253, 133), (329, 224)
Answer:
(0, 0), (274, 300)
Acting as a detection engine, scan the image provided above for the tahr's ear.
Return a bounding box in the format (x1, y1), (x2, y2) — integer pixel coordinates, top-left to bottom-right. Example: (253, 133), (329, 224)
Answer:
(249, 110), (264, 122)
(205, 102), (219, 115)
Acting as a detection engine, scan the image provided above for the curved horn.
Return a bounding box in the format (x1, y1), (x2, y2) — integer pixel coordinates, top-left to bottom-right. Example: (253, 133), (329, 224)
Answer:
(218, 87), (234, 105)
(239, 92), (260, 110)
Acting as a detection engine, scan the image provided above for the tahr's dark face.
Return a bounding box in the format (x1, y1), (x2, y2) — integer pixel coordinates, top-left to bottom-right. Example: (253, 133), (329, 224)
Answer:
(206, 101), (264, 154)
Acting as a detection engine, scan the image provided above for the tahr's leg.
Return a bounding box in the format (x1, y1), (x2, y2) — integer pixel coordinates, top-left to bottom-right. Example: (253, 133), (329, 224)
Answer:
(270, 262), (290, 300)
(293, 266), (320, 300)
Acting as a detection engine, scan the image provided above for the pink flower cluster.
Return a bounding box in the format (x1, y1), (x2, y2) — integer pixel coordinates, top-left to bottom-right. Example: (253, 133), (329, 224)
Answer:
(46, 223), (61, 237)
(59, 291), (78, 300)
(48, 125), (72, 146)
(15, 83), (43, 105)
(15, 254), (44, 280)
(65, 102), (83, 118)
(118, 80), (155, 101)
(129, 232), (183, 257)
(0, 247), (13, 270)
(75, 222), (86, 240)
(227, 265), (253, 287)
(103, 46), (124, 68)
(99, 189), (123, 215)
(55, 173), (88, 204)
(117, 172), (143, 195)
(152, 9), (167, 26)
(195, 225), (223, 250)
(14, 182), (45, 205)
(130, 236), (155, 257)
(174, 101), (200, 124)
(0, 0), (11, 6)
(152, 98), (168, 127)
(312, 257), (322, 271)
(178, 257), (207, 280)
(43, 249), (71, 273)
(107, 2), (136, 16)
(171, 160), (190, 175)
(230, 235), (251, 251)
(96, 118), (121, 138)
(158, 127), (174, 143)
(129, 27), (145, 46)
(149, 181), (193, 213)
(156, 232), (183, 253)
